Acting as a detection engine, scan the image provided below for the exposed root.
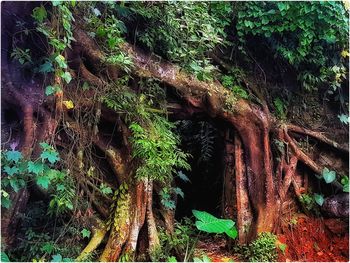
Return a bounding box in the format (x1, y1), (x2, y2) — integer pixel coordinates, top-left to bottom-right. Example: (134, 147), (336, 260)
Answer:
(76, 219), (108, 261)
(286, 124), (348, 153)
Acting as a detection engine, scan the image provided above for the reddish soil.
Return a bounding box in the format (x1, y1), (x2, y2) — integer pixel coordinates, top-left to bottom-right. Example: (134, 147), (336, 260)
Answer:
(278, 216), (349, 262)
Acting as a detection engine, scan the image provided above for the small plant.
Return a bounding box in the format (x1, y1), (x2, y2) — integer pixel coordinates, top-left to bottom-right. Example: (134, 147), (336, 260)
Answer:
(239, 232), (278, 262)
(151, 218), (197, 262)
(1, 143), (74, 214)
(192, 210), (238, 239)
(341, 176), (349, 192)
(273, 97), (287, 119)
(193, 254), (212, 262)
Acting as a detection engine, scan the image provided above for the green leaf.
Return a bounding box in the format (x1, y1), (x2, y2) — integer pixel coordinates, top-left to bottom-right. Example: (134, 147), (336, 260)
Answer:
(1, 196), (11, 209)
(52, 1), (62, 7)
(37, 176), (50, 189)
(224, 226), (238, 239)
(41, 242), (54, 253)
(39, 61), (54, 73)
(5, 150), (22, 163)
(338, 114), (349, 124)
(100, 183), (113, 195)
(32, 6), (47, 23)
(192, 210), (234, 235)
(81, 228), (91, 239)
(167, 256), (177, 262)
(322, 168), (336, 184)
(55, 54), (67, 69)
(45, 85), (61, 96)
(9, 178), (20, 192)
(173, 187), (184, 199)
(61, 71), (72, 84)
(0, 252), (10, 262)
(177, 170), (191, 182)
(3, 166), (19, 176)
(51, 254), (63, 262)
(40, 150), (60, 164)
(314, 193), (324, 206)
(27, 161), (44, 175)
(279, 243), (287, 255)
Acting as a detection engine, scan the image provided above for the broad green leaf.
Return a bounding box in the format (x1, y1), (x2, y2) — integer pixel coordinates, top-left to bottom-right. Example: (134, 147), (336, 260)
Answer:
(39, 142), (51, 150)
(5, 150), (22, 162)
(27, 161), (44, 175)
(3, 166), (19, 176)
(322, 168), (336, 184)
(37, 176), (50, 189)
(225, 226), (238, 239)
(41, 242), (54, 253)
(100, 183), (113, 195)
(192, 210), (234, 234)
(314, 193), (324, 206)
(81, 228), (91, 239)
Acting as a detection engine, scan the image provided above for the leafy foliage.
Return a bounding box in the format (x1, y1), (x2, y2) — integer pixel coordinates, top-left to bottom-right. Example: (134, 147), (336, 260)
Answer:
(1, 143), (74, 214)
(103, 79), (190, 182)
(192, 210), (237, 239)
(236, 1), (349, 91)
(130, 2), (232, 80)
(341, 176), (349, 193)
(151, 218), (197, 262)
(237, 232), (278, 262)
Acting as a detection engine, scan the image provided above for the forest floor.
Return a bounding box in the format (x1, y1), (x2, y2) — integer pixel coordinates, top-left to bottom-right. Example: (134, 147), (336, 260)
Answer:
(193, 214), (349, 262)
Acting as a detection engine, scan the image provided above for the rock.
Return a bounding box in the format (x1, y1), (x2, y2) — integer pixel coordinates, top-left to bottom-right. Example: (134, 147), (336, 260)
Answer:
(322, 193), (349, 218)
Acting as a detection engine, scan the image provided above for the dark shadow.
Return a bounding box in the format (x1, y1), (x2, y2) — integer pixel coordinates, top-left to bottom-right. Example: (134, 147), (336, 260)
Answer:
(175, 119), (225, 220)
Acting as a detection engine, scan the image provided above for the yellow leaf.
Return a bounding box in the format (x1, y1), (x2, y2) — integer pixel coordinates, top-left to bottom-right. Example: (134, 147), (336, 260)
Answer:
(63, 100), (74, 109)
(341, 50), (349, 58)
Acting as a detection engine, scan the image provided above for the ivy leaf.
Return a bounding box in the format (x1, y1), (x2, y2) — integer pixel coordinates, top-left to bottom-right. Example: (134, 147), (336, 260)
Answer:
(100, 183), (113, 195)
(322, 168), (336, 184)
(45, 85), (61, 96)
(161, 199), (176, 210)
(61, 71), (72, 84)
(37, 175), (50, 189)
(39, 61), (54, 73)
(314, 193), (324, 206)
(341, 176), (349, 192)
(63, 100), (74, 110)
(338, 114), (349, 124)
(55, 54), (67, 69)
(173, 187), (184, 199)
(40, 150), (60, 164)
(32, 6), (47, 23)
(9, 178), (20, 192)
(177, 171), (191, 183)
(0, 252), (10, 262)
(5, 150), (22, 163)
(51, 254), (62, 262)
(81, 228), (91, 239)
(3, 166), (19, 176)
(27, 161), (44, 175)
(1, 196), (11, 209)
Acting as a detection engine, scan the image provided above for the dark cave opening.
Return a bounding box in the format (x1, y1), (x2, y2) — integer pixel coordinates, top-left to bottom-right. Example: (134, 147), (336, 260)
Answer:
(175, 119), (226, 220)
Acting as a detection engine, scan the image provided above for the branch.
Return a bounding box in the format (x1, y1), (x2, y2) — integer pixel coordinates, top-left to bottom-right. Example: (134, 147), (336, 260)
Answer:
(284, 129), (343, 190)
